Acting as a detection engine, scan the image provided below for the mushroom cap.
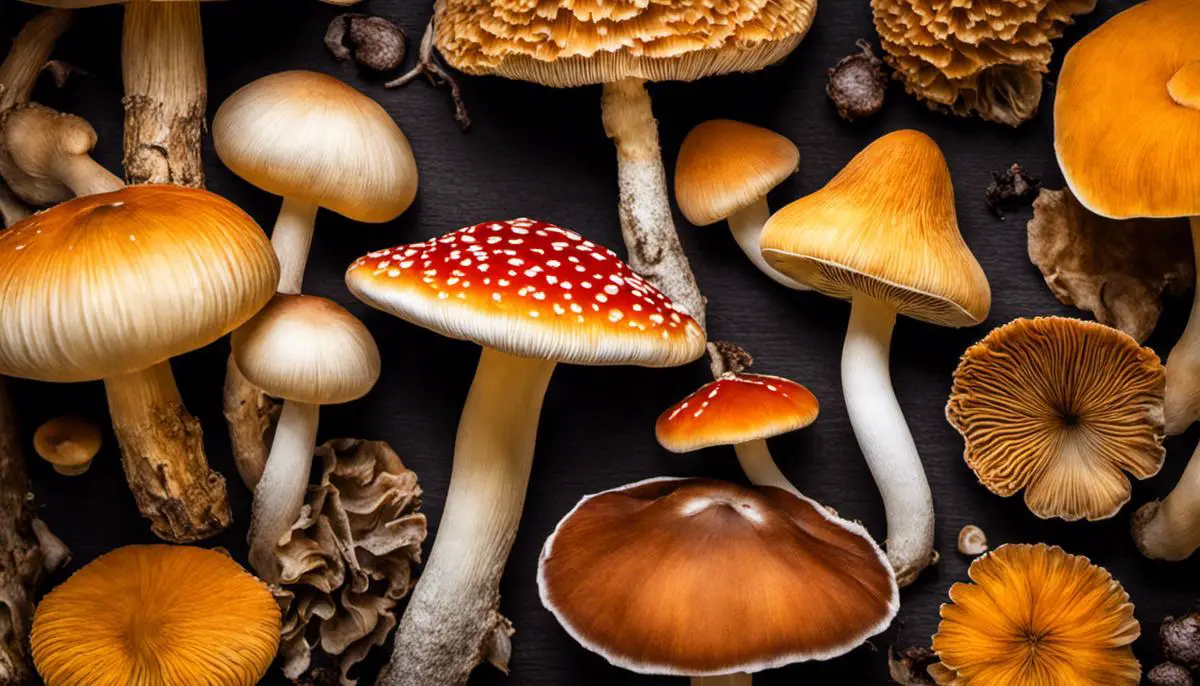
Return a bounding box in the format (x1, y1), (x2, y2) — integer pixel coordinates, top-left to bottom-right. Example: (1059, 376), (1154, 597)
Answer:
(0, 104), (94, 206)
(947, 317), (1165, 521)
(656, 373), (818, 452)
(931, 543), (1141, 685)
(760, 130), (991, 327)
(674, 120), (800, 226)
(538, 477), (898, 675)
(346, 218), (707, 367)
(33, 416), (101, 472)
(0, 185), (279, 383)
(232, 294), (381, 405)
(213, 70), (418, 223)
(31, 545), (281, 686)
(434, 0), (817, 88)
(1055, 0), (1200, 219)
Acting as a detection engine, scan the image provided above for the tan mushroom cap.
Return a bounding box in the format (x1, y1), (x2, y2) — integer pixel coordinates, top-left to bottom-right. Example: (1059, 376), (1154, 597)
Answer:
(761, 130), (991, 327)
(947, 317), (1165, 521)
(0, 185), (279, 383)
(232, 294), (380, 405)
(539, 478), (897, 675)
(434, 0), (817, 88)
(656, 373), (818, 452)
(675, 120), (800, 226)
(0, 104), (95, 206)
(1056, 0), (1200, 219)
(213, 70), (418, 223)
(33, 415), (102, 476)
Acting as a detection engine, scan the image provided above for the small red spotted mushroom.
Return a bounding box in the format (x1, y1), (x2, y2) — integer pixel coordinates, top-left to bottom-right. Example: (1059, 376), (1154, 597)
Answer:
(345, 218), (706, 682)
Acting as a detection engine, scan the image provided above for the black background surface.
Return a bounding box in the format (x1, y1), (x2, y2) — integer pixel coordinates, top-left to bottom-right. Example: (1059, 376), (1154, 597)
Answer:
(0, 1), (1180, 684)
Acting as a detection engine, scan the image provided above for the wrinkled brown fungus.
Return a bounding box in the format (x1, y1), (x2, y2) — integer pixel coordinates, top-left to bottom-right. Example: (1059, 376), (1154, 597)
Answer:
(826, 41), (887, 121)
(325, 14), (407, 73)
(888, 646), (938, 686)
(1150, 663), (1194, 686)
(985, 163), (1040, 218)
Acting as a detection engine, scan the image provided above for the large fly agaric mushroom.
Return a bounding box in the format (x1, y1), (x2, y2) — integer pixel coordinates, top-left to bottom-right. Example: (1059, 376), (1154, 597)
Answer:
(434, 0), (817, 325)
(948, 318), (1166, 521)
(0, 185), (279, 541)
(346, 218), (706, 685)
(539, 478), (898, 684)
(760, 130), (991, 586)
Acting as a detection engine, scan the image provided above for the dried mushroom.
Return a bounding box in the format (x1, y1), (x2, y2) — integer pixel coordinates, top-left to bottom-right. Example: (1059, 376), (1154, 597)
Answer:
(871, 0), (1096, 125)
(956, 525), (988, 556)
(325, 14), (407, 73)
(826, 41), (888, 121)
(1150, 663), (1195, 686)
(274, 439), (426, 686)
(889, 645), (939, 685)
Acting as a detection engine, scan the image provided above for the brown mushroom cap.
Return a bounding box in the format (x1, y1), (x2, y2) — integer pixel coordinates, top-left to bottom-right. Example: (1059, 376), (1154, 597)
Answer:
(656, 373), (818, 452)
(33, 415), (102, 476)
(538, 477), (898, 675)
(947, 317), (1165, 521)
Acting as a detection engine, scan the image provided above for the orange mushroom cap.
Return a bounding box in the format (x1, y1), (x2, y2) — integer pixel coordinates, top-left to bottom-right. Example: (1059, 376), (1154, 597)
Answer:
(656, 373), (818, 452)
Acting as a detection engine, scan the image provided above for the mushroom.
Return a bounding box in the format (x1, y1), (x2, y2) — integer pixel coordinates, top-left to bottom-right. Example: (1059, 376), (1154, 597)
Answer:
(956, 525), (987, 557)
(0, 104), (124, 202)
(33, 416), (101, 476)
(345, 218), (706, 685)
(0, 185), (279, 541)
(433, 0), (818, 326)
(31, 545), (281, 685)
(656, 373), (818, 495)
(231, 294), (381, 581)
(930, 543), (1141, 684)
(1054, 0), (1200, 436)
(947, 317), (1166, 521)
(538, 477), (898, 684)
(760, 129), (991, 586)
(674, 120), (807, 290)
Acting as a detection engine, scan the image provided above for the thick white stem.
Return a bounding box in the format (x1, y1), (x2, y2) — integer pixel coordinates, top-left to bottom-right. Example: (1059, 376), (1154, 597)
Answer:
(247, 399), (318, 581)
(727, 199), (808, 291)
(735, 439), (800, 496)
(842, 294), (934, 587)
(383, 349), (556, 686)
(692, 675), (751, 686)
(1134, 437), (1200, 560)
(272, 197), (318, 295)
(1165, 217), (1200, 435)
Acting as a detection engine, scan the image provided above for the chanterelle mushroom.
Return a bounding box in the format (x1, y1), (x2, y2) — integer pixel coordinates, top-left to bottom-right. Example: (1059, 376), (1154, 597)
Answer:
(539, 477), (898, 684)
(760, 130), (991, 586)
(346, 218), (706, 685)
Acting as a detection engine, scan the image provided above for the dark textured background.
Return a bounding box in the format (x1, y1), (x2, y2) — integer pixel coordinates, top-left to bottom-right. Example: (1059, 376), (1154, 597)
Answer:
(0, 1), (1181, 684)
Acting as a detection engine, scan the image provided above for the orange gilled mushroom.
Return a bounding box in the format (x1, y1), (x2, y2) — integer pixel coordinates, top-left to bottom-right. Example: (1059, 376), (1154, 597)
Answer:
(947, 317), (1166, 521)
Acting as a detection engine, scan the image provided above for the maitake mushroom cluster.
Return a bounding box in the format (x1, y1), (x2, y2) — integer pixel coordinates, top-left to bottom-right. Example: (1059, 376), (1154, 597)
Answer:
(871, 0), (1097, 125)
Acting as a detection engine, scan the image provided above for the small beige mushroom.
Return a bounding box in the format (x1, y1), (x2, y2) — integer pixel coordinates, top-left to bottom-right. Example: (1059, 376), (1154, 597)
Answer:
(32, 415), (101, 476)
(957, 525), (988, 557)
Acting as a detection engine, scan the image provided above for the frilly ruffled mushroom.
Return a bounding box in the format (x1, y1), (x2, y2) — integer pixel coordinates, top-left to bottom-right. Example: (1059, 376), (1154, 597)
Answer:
(871, 0), (1097, 125)
(273, 439), (426, 686)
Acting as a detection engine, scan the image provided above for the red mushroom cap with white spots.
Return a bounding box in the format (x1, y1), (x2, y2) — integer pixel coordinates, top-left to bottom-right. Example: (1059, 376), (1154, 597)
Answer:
(346, 219), (707, 367)
(656, 374), (819, 452)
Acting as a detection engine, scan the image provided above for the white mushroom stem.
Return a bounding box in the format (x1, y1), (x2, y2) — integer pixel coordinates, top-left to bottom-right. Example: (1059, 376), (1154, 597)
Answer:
(734, 439), (801, 497)
(692, 675), (751, 686)
(1134, 436), (1200, 560)
(1164, 216), (1200, 435)
(272, 198), (319, 295)
(383, 348), (556, 686)
(247, 400), (319, 581)
(842, 294), (934, 587)
(727, 199), (807, 290)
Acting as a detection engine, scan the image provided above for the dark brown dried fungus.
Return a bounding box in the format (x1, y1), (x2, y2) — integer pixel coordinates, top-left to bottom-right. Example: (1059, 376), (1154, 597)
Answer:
(827, 40), (888, 121)
(986, 163), (1040, 218)
(1149, 662), (1194, 686)
(325, 14), (407, 73)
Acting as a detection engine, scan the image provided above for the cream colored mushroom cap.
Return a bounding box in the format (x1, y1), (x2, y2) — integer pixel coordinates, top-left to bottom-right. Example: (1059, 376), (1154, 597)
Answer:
(675, 120), (800, 226)
(213, 70), (418, 223)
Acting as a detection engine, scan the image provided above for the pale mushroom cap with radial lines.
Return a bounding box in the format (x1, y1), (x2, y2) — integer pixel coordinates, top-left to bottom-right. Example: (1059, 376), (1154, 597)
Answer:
(232, 294), (381, 405)
(656, 373), (818, 452)
(1055, 0), (1200, 219)
(761, 129), (990, 327)
(538, 477), (898, 676)
(213, 70), (417, 223)
(0, 186), (279, 383)
(675, 120), (800, 226)
(434, 0), (817, 88)
(346, 218), (707, 367)
(947, 317), (1165, 521)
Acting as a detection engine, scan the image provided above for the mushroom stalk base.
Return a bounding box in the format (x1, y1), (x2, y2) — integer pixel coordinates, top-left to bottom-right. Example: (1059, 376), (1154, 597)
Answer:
(272, 197), (319, 295)
(248, 399), (319, 581)
(1164, 216), (1200, 435)
(843, 294), (935, 587)
(0, 379), (43, 685)
(382, 348), (556, 686)
(223, 354), (278, 489)
(1133, 437), (1200, 560)
(727, 200), (808, 291)
(104, 361), (231, 543)
(692, 675), (752, 686)
(735, 439), (801, 497)
(56, 155), (124, 198)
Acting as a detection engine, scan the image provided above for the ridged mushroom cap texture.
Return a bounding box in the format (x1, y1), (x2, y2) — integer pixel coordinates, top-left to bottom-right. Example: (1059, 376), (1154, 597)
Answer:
(930, 543), (1141, 685)
(346, 218), (707, 367)
(434, 0), (818, 88)
(1055, 0), (1200, 219)
(232, 294), (381, 405)
(31, 545), (281, 686)
(946, 317), (1165, 522)
(674, 120), (800, 226)
(213, 70), (418, 223)
(0, 186), (279, 383)
(761, 129), (991, 327)
(656, 373), (818, 452)
(538, 477), (898, 676)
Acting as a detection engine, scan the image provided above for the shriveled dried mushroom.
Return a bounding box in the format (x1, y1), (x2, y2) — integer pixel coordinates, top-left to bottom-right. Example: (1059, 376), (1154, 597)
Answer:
(325, 14), (407, 73)
(1150, 663), (1194, 686)
(889, 645), (939, 685)
(986, 163), (1040, 218)
(826, 40), (887, 121)
(1028, 187), (1194, 343)
(1162, 611), (1200, 670)
(871, 0), (1097, 125)
(957, 524), (988, 556)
